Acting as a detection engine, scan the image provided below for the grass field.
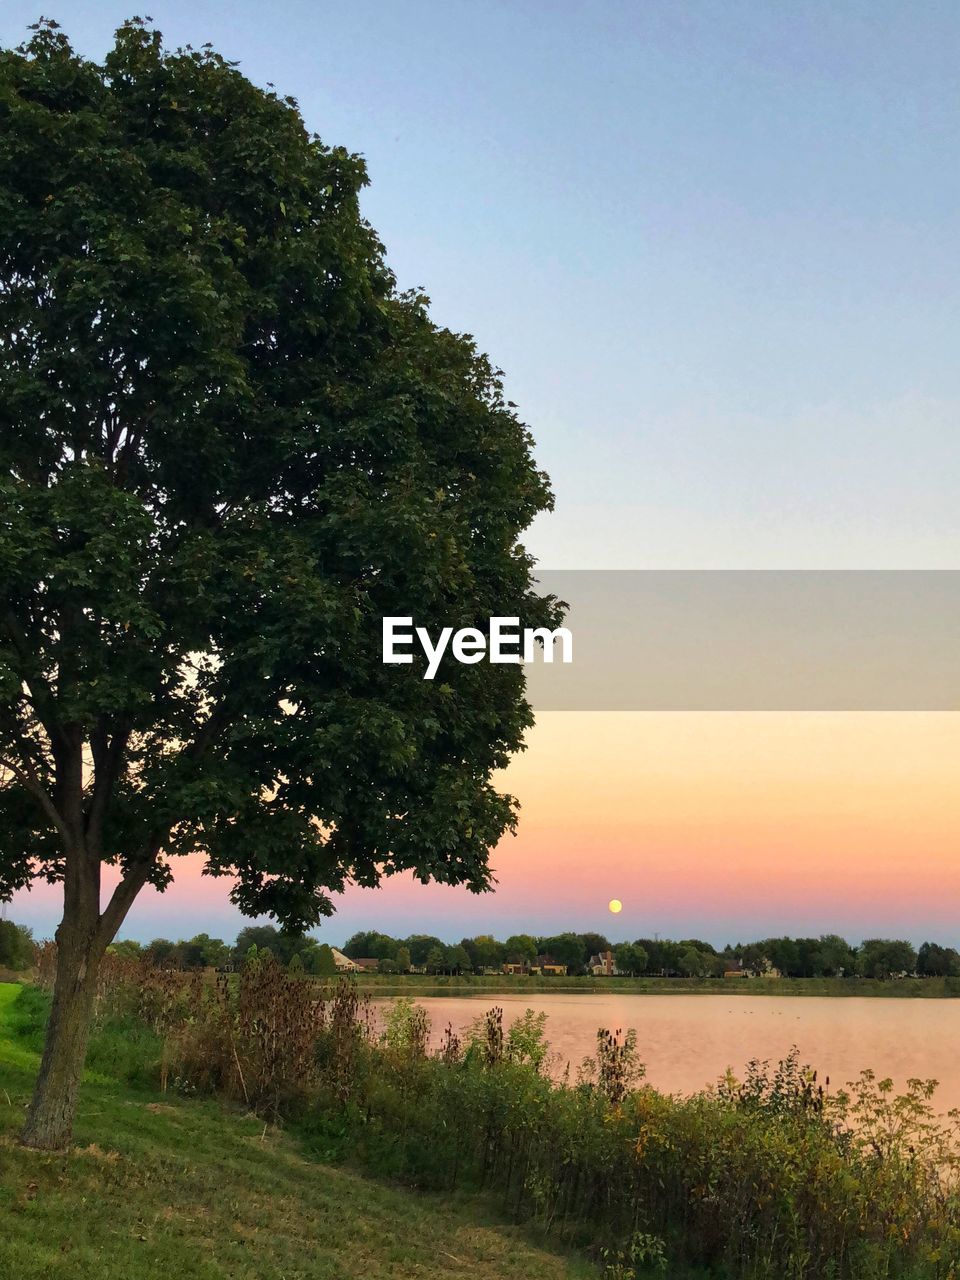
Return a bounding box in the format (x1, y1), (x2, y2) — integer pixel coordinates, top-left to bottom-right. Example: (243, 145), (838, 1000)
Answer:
(0, 983), (598, 1280)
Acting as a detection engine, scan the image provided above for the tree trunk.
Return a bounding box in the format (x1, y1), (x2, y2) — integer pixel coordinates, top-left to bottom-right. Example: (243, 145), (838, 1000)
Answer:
(20, 925), (102, 1150)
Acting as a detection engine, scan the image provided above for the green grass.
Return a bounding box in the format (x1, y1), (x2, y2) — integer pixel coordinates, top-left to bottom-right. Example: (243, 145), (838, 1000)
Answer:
(0, 983), (599, 1280)
(0, 982), (36, 1071)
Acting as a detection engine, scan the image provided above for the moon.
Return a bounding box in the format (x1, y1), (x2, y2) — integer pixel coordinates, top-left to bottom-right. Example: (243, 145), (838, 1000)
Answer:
(608, 898), (623, 914)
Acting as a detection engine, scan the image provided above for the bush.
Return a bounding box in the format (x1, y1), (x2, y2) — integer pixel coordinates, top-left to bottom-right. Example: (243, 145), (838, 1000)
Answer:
(26, 954), (960, 1279)
(302, 1042), (960, 1277)
(0, 919), (33, 971)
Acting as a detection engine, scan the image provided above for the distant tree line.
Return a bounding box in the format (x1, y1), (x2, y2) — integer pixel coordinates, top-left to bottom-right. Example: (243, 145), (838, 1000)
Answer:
(340, 930), (955, 980)
(103, 925), (339, 976)
(341, 929), (614, 974)
(6, 918), (956, 982)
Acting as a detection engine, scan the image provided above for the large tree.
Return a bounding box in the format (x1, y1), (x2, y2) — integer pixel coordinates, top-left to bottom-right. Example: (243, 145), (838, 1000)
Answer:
(537, 932), (586, 972)
(612, 941), (647, 976)
(857, 939), (918, 981)
(342, 929), (398, 961)
(503, 933), (537, 963)
(0, 20), (559, 1148)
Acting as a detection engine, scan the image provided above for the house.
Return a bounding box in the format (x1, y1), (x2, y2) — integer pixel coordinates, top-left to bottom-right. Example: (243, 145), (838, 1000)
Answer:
(330, 948), (361, 973)
(534, 954), (567, 976)
(723, 959), (781, 979)
(353, 957), (380, 972)
(502, 960), (530, 976)
(586, 950), (617, 977)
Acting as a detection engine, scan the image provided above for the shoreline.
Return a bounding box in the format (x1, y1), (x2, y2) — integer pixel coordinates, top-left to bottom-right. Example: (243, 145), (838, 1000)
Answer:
(348, 974), (960, 999)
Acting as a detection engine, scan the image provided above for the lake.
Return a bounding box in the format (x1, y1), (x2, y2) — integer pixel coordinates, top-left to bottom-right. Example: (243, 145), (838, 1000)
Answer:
(375, 992), (960, 1109)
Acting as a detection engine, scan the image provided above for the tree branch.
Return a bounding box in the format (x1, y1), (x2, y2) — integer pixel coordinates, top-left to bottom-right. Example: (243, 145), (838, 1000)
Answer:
(94, 695), (232, 948)
(0, 752), (71, 845)
(96, 853), (157, 948)
(1, 609), (66, 749)
(86, 722), (131, 857)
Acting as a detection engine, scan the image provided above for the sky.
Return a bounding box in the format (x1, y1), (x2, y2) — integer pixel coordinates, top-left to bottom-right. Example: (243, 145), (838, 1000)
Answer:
(4, 1), (960, 946)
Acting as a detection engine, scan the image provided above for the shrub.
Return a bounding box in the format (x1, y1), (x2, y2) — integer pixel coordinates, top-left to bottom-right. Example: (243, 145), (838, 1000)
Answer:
(0, 919), (33, 971)
(29, 958), (960, 1279)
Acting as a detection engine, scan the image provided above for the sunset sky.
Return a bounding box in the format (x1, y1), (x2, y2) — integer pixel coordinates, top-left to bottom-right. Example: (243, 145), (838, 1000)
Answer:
(5, 2), (960, 946)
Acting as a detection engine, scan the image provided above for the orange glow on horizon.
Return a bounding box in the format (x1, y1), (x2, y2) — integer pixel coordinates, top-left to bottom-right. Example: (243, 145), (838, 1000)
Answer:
(13, 712), (960, 940)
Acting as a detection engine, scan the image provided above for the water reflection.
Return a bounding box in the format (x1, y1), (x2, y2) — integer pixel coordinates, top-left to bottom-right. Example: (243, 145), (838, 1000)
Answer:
(375, 993), (960, 1108)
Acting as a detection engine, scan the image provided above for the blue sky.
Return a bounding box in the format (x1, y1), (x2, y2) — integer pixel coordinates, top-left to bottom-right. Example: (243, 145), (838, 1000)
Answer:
(5, 0), (960, 569)
(7, 2), (960, 944)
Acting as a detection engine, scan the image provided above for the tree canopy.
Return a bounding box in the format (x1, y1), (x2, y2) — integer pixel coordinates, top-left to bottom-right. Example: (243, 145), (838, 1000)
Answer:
(0, 17), (558, 1149)
(857, 939), (917, 981)
(0, 16), (557, 932)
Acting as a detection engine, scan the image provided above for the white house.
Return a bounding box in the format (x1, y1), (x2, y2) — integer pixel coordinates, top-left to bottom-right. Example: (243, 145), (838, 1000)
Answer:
(330, 947), (361, 973)
(586, 950), (619, 977)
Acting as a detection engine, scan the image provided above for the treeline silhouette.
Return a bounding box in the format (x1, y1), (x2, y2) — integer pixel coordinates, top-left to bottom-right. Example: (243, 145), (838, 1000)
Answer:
(72, 924), (960, 980)
(338, 930), (955, 980)
(9, 916), (957, 980)
(101, 925), (342, 975)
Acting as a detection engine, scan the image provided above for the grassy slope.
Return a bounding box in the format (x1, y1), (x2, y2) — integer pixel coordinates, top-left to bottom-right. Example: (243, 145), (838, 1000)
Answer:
(0, 984), (595, 1280)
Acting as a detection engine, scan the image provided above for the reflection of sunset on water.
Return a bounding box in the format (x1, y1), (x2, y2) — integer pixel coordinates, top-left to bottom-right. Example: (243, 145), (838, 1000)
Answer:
(389, 992), (960, 1113)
